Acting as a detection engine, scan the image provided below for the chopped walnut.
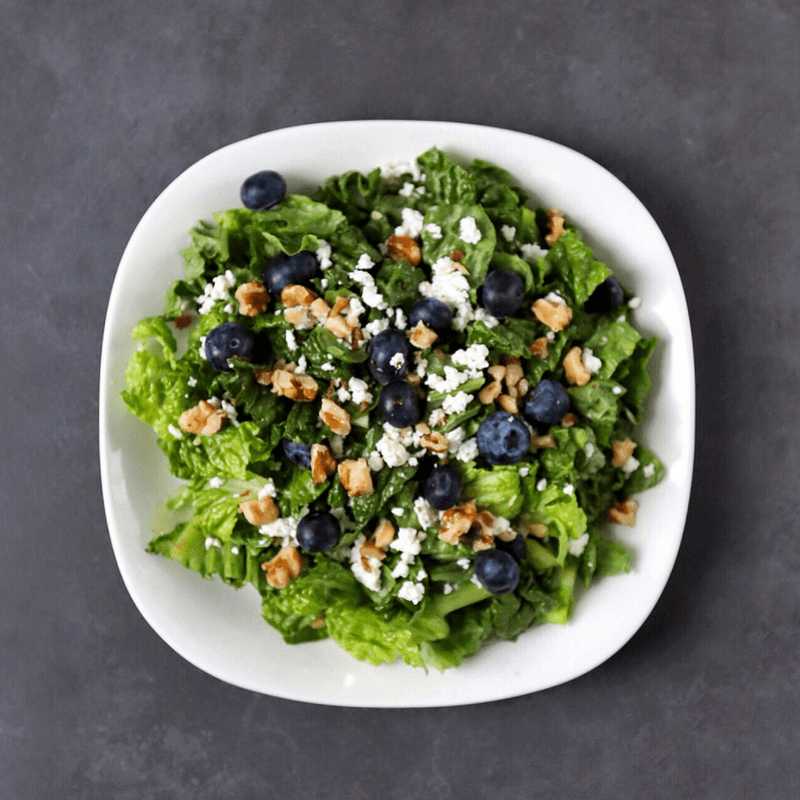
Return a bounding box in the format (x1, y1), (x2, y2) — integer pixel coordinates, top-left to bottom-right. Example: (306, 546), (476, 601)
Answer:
(387, 234), (422, 266)
(439, 502), (477, 545)
(178, 400), (227, 436)
(563, 346), (592, 386)
(606, 497), (639, 526)
(281, 284), (317, 307)
(284, 306), (315, 327)
(420, 432), (449, 454)
(408, 321), (438, 349)
(360, 540), (386, 561)
(611, 438), (637, 468)
(504, 357), (523, 387)
(325, 314), (353, 340)
(415, 422), (431, 435)
(532, 298), (573, 331)
(310, 443), (337, 485)
(319, 398), (352, 436)
(374, 519), (396, 549)
(330, 296), (351, 317)
(338, 458), (374, 497)
(531, 433), (557, 449)
(310, 615), (326, 629)
(517, 378), (529, 396)
(478, 380), (503, 405)
(525, 522), (549, 538)
(529, 336), (550, 359)
(498, 394), (519, 414)
(487, 365), (507, 382)
(238, 495), (279, 526)
(473, 510), (495, 537)
(450, 249), (465, 262)
(545, 208), (566, 246)
(561, 412), (579, 428)
(310, 297), (332, 320)
(271, 367), (319, 402)
(261, 545), (304, 589)
(235, 280), (269, 316)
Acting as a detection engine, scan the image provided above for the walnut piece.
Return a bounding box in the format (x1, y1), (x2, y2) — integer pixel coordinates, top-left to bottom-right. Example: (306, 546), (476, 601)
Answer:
(532, 298), (573, 331)
(178, 400), (227, 436)
(310, 443), (337, 485)
(284, 306), (315, 328)
(504, 358), (523, 387)
(408, 321), (438, 349)
(387, 234), (422, 266)
(261, 545), (304, 589)
(529, 336), (550, 359)
(545, 208), (566, 246)
(319, 398), (352, 436)
(498, 394), (519, 414)
(235, 280), (269, 317)
(531, 433), (557, 449)
(338, 458), (374, 497)
(439, 502), (477, 545)
(270, 367), (319, 402)
(280, 284), (317, 307)
(611, 438), (637, 468)
(606, 497), (639, 526)
(325, 314), (353, 339)
(563, 346), (592, 386)
(420, 432), (449, 454)
(360, 540), (386, 561)
(330, 296), (351, 317)
(478, 379), (503, 405)
(238, 495), (279, 526)
(374, 520), (396, 549)
(561, 412), (579, 428)
(310, 297), (332, 320)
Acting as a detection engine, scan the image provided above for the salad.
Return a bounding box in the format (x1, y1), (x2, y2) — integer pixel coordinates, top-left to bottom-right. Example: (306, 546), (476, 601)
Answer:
(122, 147), (664, 671)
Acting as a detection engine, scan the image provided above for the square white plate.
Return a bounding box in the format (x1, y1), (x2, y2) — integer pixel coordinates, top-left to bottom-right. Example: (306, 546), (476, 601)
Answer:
(99, 120), (694, 707)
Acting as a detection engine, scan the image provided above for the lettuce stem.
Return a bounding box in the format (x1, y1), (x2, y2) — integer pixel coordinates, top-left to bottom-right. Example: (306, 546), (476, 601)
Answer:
(431, 582), (491, 617)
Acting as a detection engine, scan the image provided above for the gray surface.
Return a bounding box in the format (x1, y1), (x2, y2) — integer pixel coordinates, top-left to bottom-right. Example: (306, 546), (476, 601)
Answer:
(2, 0), (798, 797)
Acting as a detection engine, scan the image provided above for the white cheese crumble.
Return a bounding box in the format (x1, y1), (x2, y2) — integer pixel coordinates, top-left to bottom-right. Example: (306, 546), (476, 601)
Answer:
(519, 466), (529, 477)
(424, 222), (443, 239)
(168, 424), (183, 438)
(389, 352), (405, 370)
(391, 506), (405, 516)
(350, 534), (382, 591)
(205, 536), (221, 549)
(501, 224), (516, 242)
(349, 262), (387, 310)
(455, 438), (479, 462)
(397, 580), (425, 605)
(348, 377), (373, 405)
(367, 452), (384, 472)
(285, 330), (298, 351)
(612, 385), (624, 395)
(563, 484), (574, 495)
(259, 516), (300, 548)
(622, 456), (640, 475)
(389, 527), (425, 579)
(196, 269), (236, 314)
(459, 215), (482, 244)
(628, 296), (642, 309)
(399, 181), (416, 197)
(451, 343), (490, 374)
(413, 497), (438, 530)
(456, 558), (471, 570)
(585, 442), (595, 458)
(520, 242), (548, 261)
(417, 257), (473, 330)
(582, 348), (603, 375)
(568, 533), (590, 557)
(316, 239), (333, 270)
(258, 480), (276, 499)
(394, 207), (425, 238)
(220, 399), (239, 426)
(363, 317), (390, 341)
(544, 291), (567, 306)
(394, 307), (407, 330)
(380, 160), (423, 182)
(208, 476), (224, 488)
(536, 478), (548, 491)
(643, 463), (656, 478)
(442, 391), (472, 416)
(428, 408), (447, 428)
(188, 376), (198, 388)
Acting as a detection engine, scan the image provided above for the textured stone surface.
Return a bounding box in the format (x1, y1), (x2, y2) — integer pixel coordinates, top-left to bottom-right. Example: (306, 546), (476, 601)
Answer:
(2, 1), (799, 798)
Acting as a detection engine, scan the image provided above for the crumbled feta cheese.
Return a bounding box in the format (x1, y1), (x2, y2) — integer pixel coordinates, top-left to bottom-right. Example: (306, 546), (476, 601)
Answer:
(455, 437), (479, 462)
(188, 376), (198, 387)
(198, 337), (207, 360)
(585, 442), (595, 458)
(230, 546), (239, 555)
(320, 361), (335, 372)
(417, 257), (473, 330)
(346, 297), (366, 322)
(622, 456), (640, 475)
(457, 558), (471, 569)
(628, 296), (641, 309)
(375, 434), (411, 468)
(582, 348), (602, 374)
(367, 452), (384, 472)
(380, 160), (423, 182)
(196, 269), (236, 314)
(348, 266), (387, 310)
(258, 480), (276, 499)
(168, 424), (183, 438)
(568, 533), (590, 557)
(459, 216), (482, 244)
(473, 307), (500, 328)
(428, 408), (447, 428)
(536, 478), (548, 491)
(363, 317), (390, 341)
(389, 352), (406, 370)
(220, 399), (239, 426)
(643, 463), (656, 478)
(348, 377), (373, 405)
(398, 580), (425, 604)
(519, 466), (529, 477)
(544, 291), (567, 306)
(389, 527), (426, 579)
(295, 356), (307, 374)
(563, 484), (574, 495)
(414, 497), (437, 530)
(443, 583), (455, 595)
(394, 307), (407, 330)
(208, 476), (224, 489)
(445, 426), (467, 455)
(394, 207), (425, 238)
(520, 242), (548, 261)
(442, 391), (472, 416)
(391, 507), (405, 517)
(399, 182), (416, 197)
(285, 330), (298, 351)
(350, 534), (382, 591)
(205, 536), (221, 549)
(612, 385), (624, 395)
(501, 224), (516, 242)
(316, 239), (333, 270)
(259, 516), (299, 548)
(426, 365), (470, 394)
(424, 222), (442, 239)
(451, 344), (490, 375)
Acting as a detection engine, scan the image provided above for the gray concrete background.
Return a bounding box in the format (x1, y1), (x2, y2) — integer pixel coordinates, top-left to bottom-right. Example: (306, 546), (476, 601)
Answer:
(2, 1), (798, 797)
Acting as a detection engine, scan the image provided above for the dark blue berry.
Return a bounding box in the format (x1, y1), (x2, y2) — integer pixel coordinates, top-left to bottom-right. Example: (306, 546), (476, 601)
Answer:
(409, 298), (453, 332)
(281, 438), (311, 469)
(240, 170), (287, 211)
(296, 510), (341, 552)
(424, 464), (462, 510)
(262, 251), (319, 296)
(203, 322), (255, 371)
(584, 277), (624, 313)
(378, 380), (420, 428)
(480, 270), (526, 318)
(367, 328), (410, 384)
(474, 549), (520, 594)
(476, 412), (531, 465)
(496, 534), (527, 562)
(522, 379), (571, 427)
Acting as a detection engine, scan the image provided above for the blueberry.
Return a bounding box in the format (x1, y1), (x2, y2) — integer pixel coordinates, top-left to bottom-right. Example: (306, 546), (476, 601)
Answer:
(584, 276), (624, 313)
(409, 298), (453, 332)
(480, 269), (526, 319)
(296, 510), (341, 552)
(262, 251), (319, 296)
(203, 322), (255, 371)
(424, 464), (462, 510)
(474, 549), (520, 594)
(378, 380), (420, 428)
(522, 379), (571, 427)
(496, 534), (527, 563)
(367, 328), (410, 384)
(240, 170), (287, 211)
(281, 438), (311, 469)
(476, 412), (531, 465)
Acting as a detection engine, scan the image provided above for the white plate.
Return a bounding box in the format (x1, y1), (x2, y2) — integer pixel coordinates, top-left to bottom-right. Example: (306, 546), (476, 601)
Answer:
(99, 121), (694, 707)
